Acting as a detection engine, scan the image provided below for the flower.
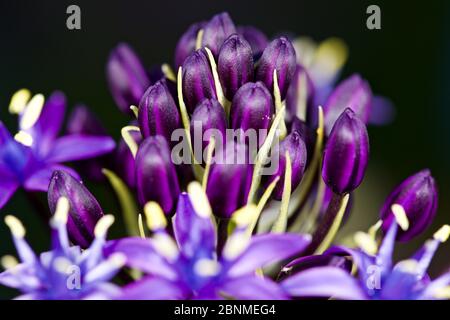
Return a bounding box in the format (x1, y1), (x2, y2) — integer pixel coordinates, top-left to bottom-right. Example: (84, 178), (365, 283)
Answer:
(380, 169), (438, 241)
(201, 12), (237, 57)
(174, 21), (206, 69)
(0, 90), (115, 209)
(237, 26), (269, 60)
(0, 197), (124, 299)
(105, 183), (311, 299)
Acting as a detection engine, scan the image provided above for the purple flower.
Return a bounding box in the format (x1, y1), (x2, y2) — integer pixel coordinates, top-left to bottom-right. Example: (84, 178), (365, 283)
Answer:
(138, 79), (181, 144)
(105, 186), (311, 299)
(237, 25), (269, 60)
(48, 170), (104, 249)
(174, 21), (205, 68)
(0, 198), (123, 299)
(182, 49), (217, 113)
(0, 91), (115, 209)
(323, 74), (372, 134)
(106, 43), (150, 114)
(201, 12), (237, 57)
(218, 34), (254, 100)
(322, 108), (369, 194)
(256, 37), (297, 100)
(135, 136), (180, 214)
(380, 169), (438, 241)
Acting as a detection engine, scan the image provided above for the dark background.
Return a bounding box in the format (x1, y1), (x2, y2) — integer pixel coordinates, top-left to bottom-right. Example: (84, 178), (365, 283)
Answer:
(0, 0), (449, 298)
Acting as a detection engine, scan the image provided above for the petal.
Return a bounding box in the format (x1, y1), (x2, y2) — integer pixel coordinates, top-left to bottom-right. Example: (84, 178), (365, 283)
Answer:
(119, 276), (188, 300)
(218, 276), (288, 300)
(226, 233), (311, 277)
(281, 266), (366, 300)
(418, 273), (450, 300)
(376, 222), (398, 274)
(0, 121), (13, 146)
(45, 135), (115, 163)
(0, 175), (19, 209)
(24, 165), (80, 192)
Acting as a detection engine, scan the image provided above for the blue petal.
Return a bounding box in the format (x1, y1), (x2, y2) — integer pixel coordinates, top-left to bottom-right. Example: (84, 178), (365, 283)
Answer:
(118, 276), (188, 300)
(216, 276), (288, 300)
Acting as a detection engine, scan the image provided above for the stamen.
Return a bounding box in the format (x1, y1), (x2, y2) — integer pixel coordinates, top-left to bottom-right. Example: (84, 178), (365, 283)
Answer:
(162, 63), (176, 82)
(187, 181), (212, 218)
(19, 94), (45, 130)
(9, 89), (31, 114)
(222, 232), (249, 260)
(205, 47), (226, 107)
(354, 231), (378, 255)
(144, 202), (167, 231)
(121, 125), (140, 158)
(51, 197), (70, 226)
(94, 214), (115, 238)
(272, 152), (292, 233)
(368, 220), (383, 239)
(231, 205), (258, 228)
(195, 29), (204, 50)
(4, 215), (26, 238)
(295, 71), (308, 121)
(107, 252), (127, 268)
(314, 38), (348, 78)
(152, 233), (179, 262)
(14, 131), (33, 147)
(194, 258), (221, 277)
(434, 286), (450, 299)
(130, 105), (139, 118)
(433, 224), (450, 243)
(53, 256), (73, 274)
(201, 136), (216, 191)
(138, 214), (146, 239)
(395, 259), (419, 274)
(273, 69), (287, 138)
(391, 204), (409, 231)
(1, 255), (18, 270)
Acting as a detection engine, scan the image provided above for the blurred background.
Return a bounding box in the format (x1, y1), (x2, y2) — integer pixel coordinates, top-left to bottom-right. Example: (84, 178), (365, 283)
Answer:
(0, 0), (448, 298)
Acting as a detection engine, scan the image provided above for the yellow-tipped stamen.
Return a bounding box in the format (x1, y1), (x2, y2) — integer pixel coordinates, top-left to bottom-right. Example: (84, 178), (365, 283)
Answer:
(293, 37), (317, 68)
(273, 70), (287, 139)
(187, 181), (212, 218)
(19, 94), (45, 130)
(433, 224), (450, 243)
(162, 63), (176, 82)
(5, 215), (26, 238)
(138, 214), (146, 239)
(313, 37), (348, 78)
(202, 137), (216, 191)
(14, 131), (33, 147)
(395, 259), (419, 274)
(121, 125), (140, 158)
(195, 29), (204, 50)
(368, 220), (383, 239)
(94, 214), (115, 238)
(9, 89), (31, 114)
(1, 255), (18, 270)
(296, 71), (308, 121)
(54, 256), (73, 274)
(144, 202), (167, 231)
(434, 286), (450, 299)
(107, 252), (127, 268)
(222, 232), (250, 261)
(271, 152), (292, 233)
(205, 47), (226, 108)
(392, 204), (409, 231)
(130, 105), (139, 118)
(229, 205), (258, 235)
(314, 194), (350, 254)
(354, 231), (378, 255)
(51, 197), (70, 226)
(152, 233), (179, 262)
(247, 106), (286, 204)
(194, 258), (221, 277)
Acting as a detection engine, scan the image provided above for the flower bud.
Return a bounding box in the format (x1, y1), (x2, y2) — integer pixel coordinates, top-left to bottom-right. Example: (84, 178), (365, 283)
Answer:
(182, 49), (217, 113)
(206, 142), (253, 218)
(135, 136), (180, 214)
(174, 21), (205, 68)
(237, 25), (269, 60)
(286, 65), (315, 122)
(190, 99), (227, 159)
(218, 34), (254, 100)
(256, 37), (297, 100)
(230, 82), (273, 146)
(324, 74), (372, 135)
(48, 170), (104, 248)
(380, 169), (438, 241)
(106, 43), (150, 114)
(291, 117), (315, 166)
(201, 12), (237, 57)
(116, 127), (142, 188)
(138, 80), (181, 143)
(322, 108), (369, 194)
(265, 131), (307, 200)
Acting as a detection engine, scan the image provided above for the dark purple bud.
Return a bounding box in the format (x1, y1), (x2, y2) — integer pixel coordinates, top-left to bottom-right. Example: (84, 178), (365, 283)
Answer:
(218, 34), (254, 100)
(286, 65), (315, 122)
(265, 131), (307, 200)
(230, 82), (273, 146)
(324, 74), (372, 135)
(206, 142), (253, 219)
(201, 12), (237, 57)
(138, 80), (181, 144)
(291, 117), (316, 167)
(182, 49), (217, 113)
(174, 22), (205, 68)
(116, 128), (142, 188)
(256, 37), (297, 100)
(190, 99), (227, 159)
(237, 25), (269, 60)
(135, 136), (180, 214)
(322, 108), (369, 194)
(380, 169), (438, 241)
(106, 43), (150, 114)
(48, 170), (104, 249)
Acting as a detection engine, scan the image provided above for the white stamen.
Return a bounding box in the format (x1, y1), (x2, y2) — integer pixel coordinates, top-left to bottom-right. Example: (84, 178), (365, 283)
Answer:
(194, 258), (221, 277)
(51, 197), (70, 226)
(354, 231), (378, 255)
(138, 214), (146, 239)
(144, 202), (167, 231)
(53, 256), (73, 274)
(231, 205), (258, 228)
(94, 215), (115, 238)
(9, 89), (31, 114)
(4, 215), (26, 238)
(121, 125), (140, 158)
(368, 220), (383, 239)
(392, 204), (409, 231)
(195, 29), (204, 50)
(19, 94), (45, 130)
(152, 233), (179, 262)
(394, 259), (419, 274)
(433, 225), (450, 243)
(130, 105), (139, 118)
(1, 255), (18, 270)
(162, 63), (176, 82)
(14, 131), (33, 147)
(107, 253), (127, 268)
(222, 232), (250, 260)
(187, 181), (212, 218)
(433, 286), (450, 299)
(205, 47), (226, 107)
